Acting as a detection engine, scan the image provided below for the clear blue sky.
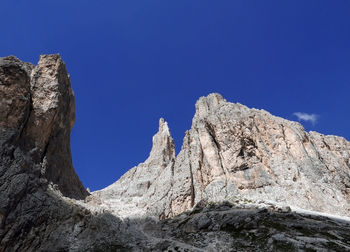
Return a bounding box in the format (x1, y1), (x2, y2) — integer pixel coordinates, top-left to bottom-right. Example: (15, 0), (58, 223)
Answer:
(2, 1), (349, 191)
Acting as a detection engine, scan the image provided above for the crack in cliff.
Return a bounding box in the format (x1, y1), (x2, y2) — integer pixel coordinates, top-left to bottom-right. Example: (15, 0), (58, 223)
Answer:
(308, 138), (331, 172)
(170, 159), (175, 177)
(205, 123), (221, 151)
(12, 97), (32, 150)
(194, 128), (208, 188)
(281, 124), (289, 151)
(322, 140), (331, 150)
(186, 133), (195, 208)
(204, 122), (228, 195)
(39, 109), (59, 165)
(205, 123), (223, 169)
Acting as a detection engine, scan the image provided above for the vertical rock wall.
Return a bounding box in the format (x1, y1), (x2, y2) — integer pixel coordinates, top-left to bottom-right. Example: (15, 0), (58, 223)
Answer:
(0, 55), (91, 251)
(0, 55), (88, 200)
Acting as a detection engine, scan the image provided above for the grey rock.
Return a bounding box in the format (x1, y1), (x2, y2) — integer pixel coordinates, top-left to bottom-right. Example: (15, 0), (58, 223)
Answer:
(150, 201), (350, 251)
(0, 55), (141, 251)
(2, 55), (350, 251)
(97, 93), (350, 218)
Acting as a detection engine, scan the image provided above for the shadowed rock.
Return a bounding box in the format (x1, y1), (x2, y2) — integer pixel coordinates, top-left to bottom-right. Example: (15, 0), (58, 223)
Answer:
(0, 55), (87, 200)
(2, 55), (350, 251)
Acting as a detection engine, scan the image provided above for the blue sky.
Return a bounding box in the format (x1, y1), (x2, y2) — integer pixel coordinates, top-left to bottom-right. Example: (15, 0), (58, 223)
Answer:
(2, 1), (350, 191)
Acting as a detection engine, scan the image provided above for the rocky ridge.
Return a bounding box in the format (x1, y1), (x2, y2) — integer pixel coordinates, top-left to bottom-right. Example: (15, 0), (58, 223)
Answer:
(94, 93), (350, 218)
(1, 55), (350, 251)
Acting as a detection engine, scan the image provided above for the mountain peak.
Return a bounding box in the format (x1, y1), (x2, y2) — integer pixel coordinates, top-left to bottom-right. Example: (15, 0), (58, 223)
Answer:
(97, 92), (350, 218)
(195, 93), (225, 118)
(146, 118), (175, 166)
(2, 56), (350, 251)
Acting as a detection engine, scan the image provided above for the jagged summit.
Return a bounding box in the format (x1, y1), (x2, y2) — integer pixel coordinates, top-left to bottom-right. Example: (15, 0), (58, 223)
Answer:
(1, 56), (350, 251)
(94, 92), (350, 218)
(195, 93), (225, 118)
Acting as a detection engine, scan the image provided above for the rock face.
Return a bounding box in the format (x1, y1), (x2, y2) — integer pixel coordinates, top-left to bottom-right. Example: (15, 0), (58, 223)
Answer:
(1, 55), (350, 251)
(96, 93), (350, 218)
(0, 55), (142, 251)
(152, 201), (350, 251)
(0, 55), (87, 200)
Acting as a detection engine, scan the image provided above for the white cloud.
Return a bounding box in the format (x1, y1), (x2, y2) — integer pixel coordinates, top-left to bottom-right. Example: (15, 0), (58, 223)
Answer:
(293, 112), (318, 125)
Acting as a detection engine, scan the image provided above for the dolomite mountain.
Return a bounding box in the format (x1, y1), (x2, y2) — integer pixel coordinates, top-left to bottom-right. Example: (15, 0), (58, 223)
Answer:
(1, 55), (350, 251)
(94, 93), (350, 218)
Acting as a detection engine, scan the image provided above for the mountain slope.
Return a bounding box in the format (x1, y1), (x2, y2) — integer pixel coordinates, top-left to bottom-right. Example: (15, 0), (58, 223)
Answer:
(94, 93), (350, 218)
(1, 55), (350, 251)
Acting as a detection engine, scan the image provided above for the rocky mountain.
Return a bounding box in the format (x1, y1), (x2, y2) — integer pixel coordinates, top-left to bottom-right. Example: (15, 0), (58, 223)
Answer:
(94, 93), (350, 219)
(0, 55), (139, 251)
(1, 55), (350, 251)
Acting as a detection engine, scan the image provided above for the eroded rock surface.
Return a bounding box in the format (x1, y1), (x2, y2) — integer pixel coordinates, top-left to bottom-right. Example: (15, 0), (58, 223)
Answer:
(96, 93), (350, 218)
(0, 55), (144, 251)
(0, 55), (87, 200)
(1, 55), (350, 251)
(152, 200), (350, 251)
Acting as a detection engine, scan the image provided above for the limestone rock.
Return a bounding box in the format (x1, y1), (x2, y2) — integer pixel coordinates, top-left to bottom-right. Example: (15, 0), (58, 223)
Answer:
(93, 118), (176, 217)
(2, 55), (350, 251)
(0, 55), (87, 200)
(152, 201), (350, 251)
(97, 93), (350, 218)
(0, 55), (101, 251)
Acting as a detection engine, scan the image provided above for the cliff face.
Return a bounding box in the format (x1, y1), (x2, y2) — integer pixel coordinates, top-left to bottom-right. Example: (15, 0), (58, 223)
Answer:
(0, 56), (137, 251)
(1, 55), (350, 251)
(0, 55), (90, 250)
(95, 93), (350, 218)
(0, 55), (87, 200)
